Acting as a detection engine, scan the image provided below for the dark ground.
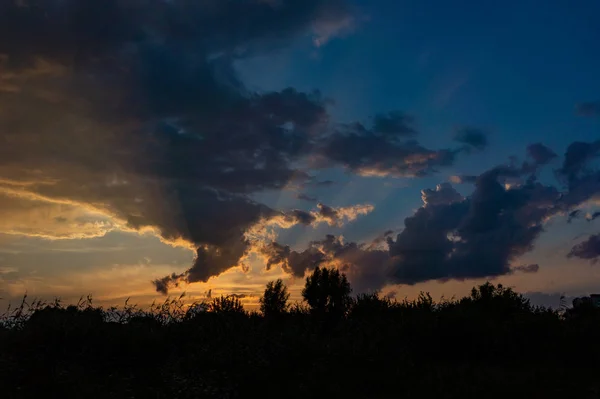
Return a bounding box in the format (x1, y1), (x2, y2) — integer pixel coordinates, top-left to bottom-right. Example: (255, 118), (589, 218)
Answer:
(1, 284), (599, 399)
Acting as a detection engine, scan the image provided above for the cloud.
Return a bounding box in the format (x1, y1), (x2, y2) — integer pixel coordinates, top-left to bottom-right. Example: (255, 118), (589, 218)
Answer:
(568, 234), (600, 263)
(527, 143), (557, 165)
(314, 203), (374, 226)
(556, 140), (600, 184)
(4, 1), (589, 298)
(453, 127), (488, 151)
(317, 119), (462, 178)
(227, 293), (251, 299)
(296, 193), (317, 202)
(263, 140), (600, 292)
(421, 183), (463, 207)
(0, 1), (481, 295)
(260, 234), (391, 293)
(154, 202), (374, 292)
(586, 211), (600, 222)
(311, 3), (357, 47)
(575, 101), (600, 117)
(0, 0), (362, 293)
(567, 209), (583, 223)
(0, 189), (116, 240)
(555, 140), (600, 209)
(371, 111), (417, 137)
(261, 241), (326, 277)
(255, 203), (374, 231)
(511, 264), (540, 273)
(384, 169), (549, 286)
(449, 175), (478, 184)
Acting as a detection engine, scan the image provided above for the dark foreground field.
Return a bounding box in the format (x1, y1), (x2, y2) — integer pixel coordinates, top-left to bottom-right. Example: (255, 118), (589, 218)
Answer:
(1, 276), (600, 399)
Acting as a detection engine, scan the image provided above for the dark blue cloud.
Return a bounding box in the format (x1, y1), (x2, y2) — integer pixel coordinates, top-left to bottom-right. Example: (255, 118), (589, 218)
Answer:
(266, 140), (600, 292)
(568, 234), (600, 263)
(318, 120), (460, 178)
(527, 143), (557, 166)
(453, 127), (489, 151)
(371, 111), (417, 137)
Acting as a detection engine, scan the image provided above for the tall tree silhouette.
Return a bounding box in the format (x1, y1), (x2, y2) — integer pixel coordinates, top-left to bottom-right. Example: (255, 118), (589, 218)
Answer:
(260, 279), (290, 317)
(302, 266), (352, 318)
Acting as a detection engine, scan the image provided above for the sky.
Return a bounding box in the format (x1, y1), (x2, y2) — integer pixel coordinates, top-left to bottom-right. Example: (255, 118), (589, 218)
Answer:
(1, 0), (600, 310)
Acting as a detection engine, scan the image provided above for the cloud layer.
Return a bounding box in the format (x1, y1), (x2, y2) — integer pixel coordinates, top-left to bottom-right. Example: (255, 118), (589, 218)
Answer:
(0, 0), (493, 294)
(262, 140), (600, 292)
(3, 1), (599, 297)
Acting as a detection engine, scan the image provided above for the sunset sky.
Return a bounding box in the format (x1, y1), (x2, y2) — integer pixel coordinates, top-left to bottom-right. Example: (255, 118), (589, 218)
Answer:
(1, 0), (600, 310)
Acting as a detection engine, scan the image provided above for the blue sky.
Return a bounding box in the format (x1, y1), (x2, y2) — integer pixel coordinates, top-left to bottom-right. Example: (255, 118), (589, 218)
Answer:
(240, 0), (600, 248)
(239, 0), (600, 155)
(1, 0), (599, 309)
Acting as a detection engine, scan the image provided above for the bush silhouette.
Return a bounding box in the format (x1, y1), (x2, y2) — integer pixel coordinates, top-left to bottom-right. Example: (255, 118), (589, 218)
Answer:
(208, 295), (246, 314)
(302, 266), (352, 318)
(349, 291), (395, 320)
(259, 279), (290, 317)
(2, 281), (600, 398)
(459, 282), (534, 315)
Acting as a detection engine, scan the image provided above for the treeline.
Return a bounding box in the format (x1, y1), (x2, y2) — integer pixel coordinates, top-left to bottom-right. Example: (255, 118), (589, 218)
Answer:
(1, 266), (600, 398)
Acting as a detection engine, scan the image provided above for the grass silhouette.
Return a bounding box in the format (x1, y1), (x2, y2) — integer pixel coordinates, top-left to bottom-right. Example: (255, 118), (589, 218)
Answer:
(1, 271), (600, 398)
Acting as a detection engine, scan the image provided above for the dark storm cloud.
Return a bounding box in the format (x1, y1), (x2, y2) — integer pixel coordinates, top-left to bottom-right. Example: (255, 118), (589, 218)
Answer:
(316, 203), (342, 225)
(261, 241), (326, 277)
(318, 120), (461, 178)
(556, 140), (600, 184)
(421, 183), (463, 207)
(453, 127), (489, 151)
(451, 145), (556, 189)
(153, 273), (184, 296)
(527, 143), (557, 165)
(560, 140), (600, 263)
(385, 167), (558, 285)
(568, 234), (600, 263)
(261, 235), (390, 293)
(0, 1), (572, 295)
(149, 201), (373, 291)
(555, 140), (600, 211)
(0, 0), (353, 68)
(367, 230), (395, 249)
(287, 209), (317, 225)
(575, 101), (600, 117)
(264, 139), (600, 292)
(0, 0), (361, 293)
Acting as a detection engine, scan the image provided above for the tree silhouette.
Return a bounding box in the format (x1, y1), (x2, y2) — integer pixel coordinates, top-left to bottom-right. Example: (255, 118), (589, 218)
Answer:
(462, 282), (532, 314)
(260, 279), (290, 317)
(5, 280), (600, 398)
(302, 266), (352, 318)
